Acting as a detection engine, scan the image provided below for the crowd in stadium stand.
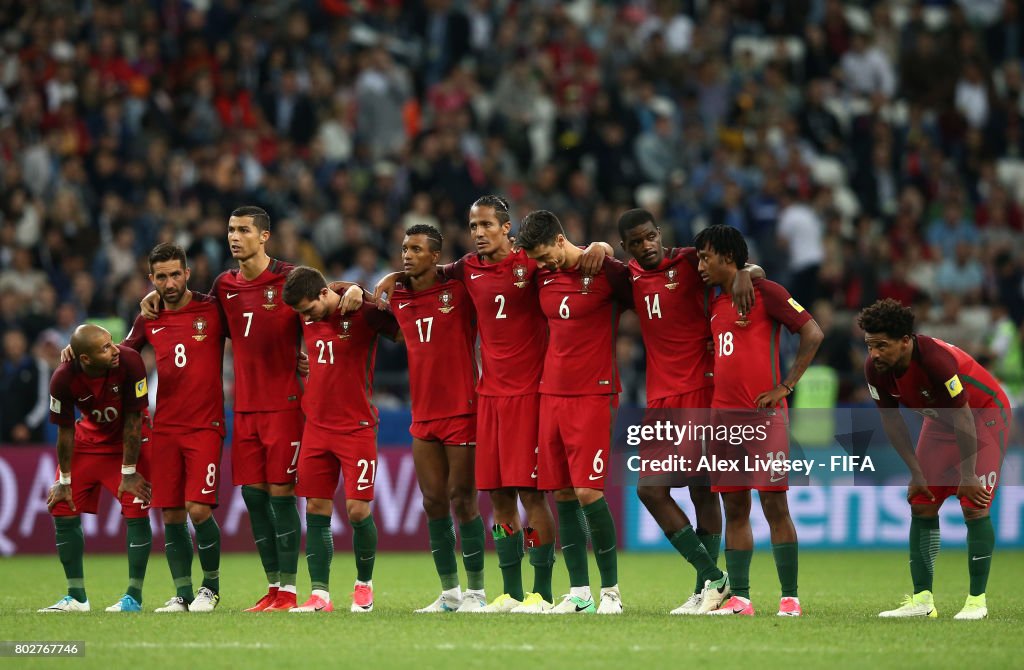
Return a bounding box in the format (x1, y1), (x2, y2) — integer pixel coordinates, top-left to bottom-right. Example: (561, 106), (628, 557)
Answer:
(2, 0), (1024, 443)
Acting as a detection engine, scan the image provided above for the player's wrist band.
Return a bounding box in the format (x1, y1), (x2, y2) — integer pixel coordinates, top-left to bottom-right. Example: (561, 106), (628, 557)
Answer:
(780, 382), (794, 394)
(59, 472), (71, 485)
(121, 464), (137, 476)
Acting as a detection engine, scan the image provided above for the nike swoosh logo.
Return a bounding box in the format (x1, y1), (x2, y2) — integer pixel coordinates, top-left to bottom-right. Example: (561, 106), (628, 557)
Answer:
(276, 530), (296, 538)
(398, 303), (411, 309)
(226, 292), (239, 299)
(286, 467), (297, 474)
(55, 542), (68, 546)
(356, 483), (373, 491)
(770, 474), (786, 483)
(597, 547), (613, 555)
(470, 273), (484, 279)
(575, 604), (590, 612)
(359, 556), (373, 561)
(631, 275), (640, 282)
(431, 549), (440, 553)
(543, 278), (556, 285)
(151, 327), (165, 334)
(201, 488), (215, 495)
(129, 542), (151, 548)
(972, 555), (992, 561)
(463, 551), (481, 558)
(588, 474), (604, 481)
(78, 395), (92, 401)
(198, 542), (216, 550)
(255, 537), (268, 543)
(710, 314), (717, 322)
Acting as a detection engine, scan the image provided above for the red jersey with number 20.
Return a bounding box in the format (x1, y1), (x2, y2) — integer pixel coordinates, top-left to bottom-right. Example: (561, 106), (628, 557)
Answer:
(392, 279), (477, 421)
(710, 279), (811, 409)
(48, 345), (150, 454)
(629, 247), (714, 400)
(443, 249), (547, 396)
(212, 259), (302, 412)
(123, 293), (226, 434)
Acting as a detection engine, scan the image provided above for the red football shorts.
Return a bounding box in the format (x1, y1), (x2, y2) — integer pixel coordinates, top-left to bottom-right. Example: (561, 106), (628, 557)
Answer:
(639, 387), (713, 484)
(295, 424), (378, 501)
(232, 408), (304, 486)
(50, 440), (152, 518)
(410, 413), (477, 446)
(150, 428), (223, 508)
(910, 408), (1011, 509)
(538, 394), (616, 491)
(476, 393), (541, 490)
(709, 409), (790, 493)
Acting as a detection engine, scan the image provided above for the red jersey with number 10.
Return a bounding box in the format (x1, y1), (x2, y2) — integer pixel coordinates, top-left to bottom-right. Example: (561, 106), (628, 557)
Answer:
(392, 278), (477, 421)
(443, 249), (547, 396)
(211, 259), (302, 413)
(709, 279), (811, 409)
(629, 247), (714, 400)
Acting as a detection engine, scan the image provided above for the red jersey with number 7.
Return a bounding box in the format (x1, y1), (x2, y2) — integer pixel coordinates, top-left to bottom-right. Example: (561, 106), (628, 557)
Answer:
(709, 279), (811, 409)
(211, 259), (303, 413)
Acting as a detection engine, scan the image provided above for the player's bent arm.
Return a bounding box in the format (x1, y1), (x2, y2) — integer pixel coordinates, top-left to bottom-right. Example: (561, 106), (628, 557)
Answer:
(783, 319), (824, 391)
(371, 272), (404, 303)
(878, 409), (926, 480)
(56, 424), (74, 475)
(579, 242), (612, 275)
(139, 290), (161, 319)
(327, 281), (375, 306)
(121, 411), (143, 467)
(951, 403), (980, 479)
(732, 264), (763, 316)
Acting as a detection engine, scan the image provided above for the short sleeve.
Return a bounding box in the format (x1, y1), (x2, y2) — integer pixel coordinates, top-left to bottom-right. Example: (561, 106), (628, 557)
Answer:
(48, 365), (76, 426)
(863, 358), (899, 409)
(440, 255), (468, 282)
(365, 303), (401, 341)
(122, 313), (148, 352)
(758, 279), (812, 333)
(673, 246), (700, 271)
(603, 257), (635, 308)
(916, 337), (969, 408)
(118, 347), (150, 413)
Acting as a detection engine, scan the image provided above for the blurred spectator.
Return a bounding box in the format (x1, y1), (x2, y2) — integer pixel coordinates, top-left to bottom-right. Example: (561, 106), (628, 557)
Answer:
(776, 187), (824, 307)
(1, 329), (47, 443)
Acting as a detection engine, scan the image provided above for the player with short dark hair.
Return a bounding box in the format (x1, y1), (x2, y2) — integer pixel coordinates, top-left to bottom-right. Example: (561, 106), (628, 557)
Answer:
(619, 209), (762, 614)
(697, 225), (823, 617)
(516, 210), (633, 615)
(283, 266), (399, 613)
(859, 299), (1011, 620)
(123, 244), (227, 612)
(141, 206), (308, 611)
(40, 324), (154, 613)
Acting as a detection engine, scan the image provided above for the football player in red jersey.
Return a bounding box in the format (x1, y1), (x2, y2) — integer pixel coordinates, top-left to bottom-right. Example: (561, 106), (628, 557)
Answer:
(123, 244), (227, 612)
(618, 208), (762, 614)
(515, 210), (634, 615)
(859, 299), (1011, 620)
(697, 225), (822, 617)
(140, 206), (307, 611)
(40, 324), (153, 613)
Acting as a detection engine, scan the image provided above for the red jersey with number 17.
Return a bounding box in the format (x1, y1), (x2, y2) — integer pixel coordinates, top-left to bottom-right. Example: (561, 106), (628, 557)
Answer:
(301, 302), (399, 432)
(123, 292), (226, 434)
(211, 259), (302, 413)
(443, 249), (547, 396)
(709, 279), (811, 409)
(629, 247), (714, 400)
(48, 345), (150, 454)
(536, 255), (633, 396)
(392, 278), (477, 421)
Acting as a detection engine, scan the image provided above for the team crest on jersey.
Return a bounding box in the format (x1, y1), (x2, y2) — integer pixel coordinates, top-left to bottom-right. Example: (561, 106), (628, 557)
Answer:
(920, 388), (932, 402)
(338, 320), (352, 340)
(734, 318), (751, 328)
(111, 384), (119, 394)
(581, 275), (593, 294)
(665, 268), (679, 291)
(263, 287), (278, 310)
(192, 316), (208, 341)
(513, 264), (528, 288)
(438, 290), (455, 313)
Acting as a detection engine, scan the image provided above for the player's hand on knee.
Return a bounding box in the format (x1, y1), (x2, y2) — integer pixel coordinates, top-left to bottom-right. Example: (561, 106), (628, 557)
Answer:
(906, 474), (934, 504)
(140, 291), (161, 319)
(118, 472), (152, 503)
(957, 476), (992, 508)
(47, 483), (75, 512)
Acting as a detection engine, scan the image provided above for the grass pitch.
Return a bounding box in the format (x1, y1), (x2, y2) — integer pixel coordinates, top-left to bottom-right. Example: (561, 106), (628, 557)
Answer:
(2, 550), (1022, 669)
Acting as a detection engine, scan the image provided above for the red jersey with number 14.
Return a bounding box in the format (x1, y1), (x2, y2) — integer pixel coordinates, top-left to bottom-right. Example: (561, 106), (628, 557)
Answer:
(123, 292), (226, 434)
(212, 259), (302, 413)
(48, 345), (150, 454)
(629, 247), (714, 400)
(392, 278), (477, 421)
(710, 279), (811, 409)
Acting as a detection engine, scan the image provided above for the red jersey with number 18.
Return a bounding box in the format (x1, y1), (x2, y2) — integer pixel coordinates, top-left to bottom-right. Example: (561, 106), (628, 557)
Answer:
(443, 249), (547, 396)
(392, 278), (477, 421)
(123, 292), (226, 434)
(211, 259), (302, 412)
(709, 279), (811, 409)
(629, 247), (714, 400)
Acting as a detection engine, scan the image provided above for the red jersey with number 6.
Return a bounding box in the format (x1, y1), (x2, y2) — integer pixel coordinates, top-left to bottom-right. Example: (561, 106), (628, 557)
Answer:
(443, 249), (547, 396)
(629, 247), (714, 400)
(123, 292), (226, 434)
(48, 345), (150, 454)
(709, 279), (811, 409)
(211, 259), (302, 412)
(392, 278), (477, 421)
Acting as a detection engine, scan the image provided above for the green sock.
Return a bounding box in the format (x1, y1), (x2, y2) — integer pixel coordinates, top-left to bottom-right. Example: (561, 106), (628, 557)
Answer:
(529, 543), (556, 603)
(966, 516), (995, 596)
(772, 542), (799, 598)
(163, 522), (194, 601)
(910, 515), (940, 594)
(306, 513), (333, 592)
(269, 495), (300, 589)
(582, 497), (618, 588)
(669, 526), (723, 589)
(351, 515), (377, 583)
(557, 499), (590, 588)
(428, 517), (459, 590)
(695, 531), (721, 593)
(241, 486), (280, 584)
(125, 517), (152, 603)
(724, 549), (753, 599)
(193, 516), (221, 593)
(54, 516), (87, 603)
(494, 527), (525, 600)
(459, 516), (486, 591)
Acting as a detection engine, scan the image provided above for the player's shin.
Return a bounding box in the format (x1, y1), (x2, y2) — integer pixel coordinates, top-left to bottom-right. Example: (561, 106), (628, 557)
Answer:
(54, 516), (87, 603)
(428, 516), (460, 590)
(582, 496), (618, 588)
(669, 525), (723, 586)
(528, 536), (556, 603)
(459, 516), (486, 591)
(193, 516), (221, 594)
(724, 549), (753, 599)
(270, 494), (301, 592)
(240, 485), (280, 586)
(771, 542), (799, 598)
(163, 522), (194, 601)
(556, 499), (591, 589)
(125, 517), (152, 603)
(493, 524), (525, 601)
(351, 515), (377, 583)
(966, 516), (994, 596)
(910, 515), (940, 594)
(306, 513), (333, 596)
(695, 530), (722, 593)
